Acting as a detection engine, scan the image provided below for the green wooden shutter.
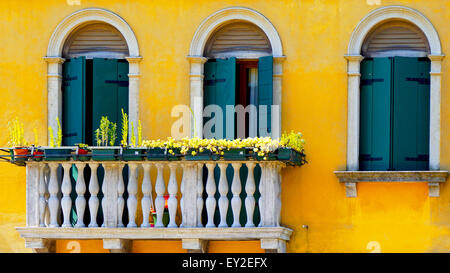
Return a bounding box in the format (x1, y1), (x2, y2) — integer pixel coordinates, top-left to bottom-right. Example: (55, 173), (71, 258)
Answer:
(92, 58), (129, 145)
(257, 56), (273, 137)
(216, 58), (236, 140)
(359, 58), (392, 171)
(392, 57), (430, 170)
(62, 57), (86, 146)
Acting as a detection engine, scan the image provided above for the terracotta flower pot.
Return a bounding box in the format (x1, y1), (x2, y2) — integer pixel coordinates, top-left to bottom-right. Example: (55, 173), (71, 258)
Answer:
(12, 147), (29, 161)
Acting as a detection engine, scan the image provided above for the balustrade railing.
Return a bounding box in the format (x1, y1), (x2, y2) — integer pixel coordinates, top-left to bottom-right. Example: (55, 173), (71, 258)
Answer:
(19, 158), (292, 252)
(25, 159), (285, 229)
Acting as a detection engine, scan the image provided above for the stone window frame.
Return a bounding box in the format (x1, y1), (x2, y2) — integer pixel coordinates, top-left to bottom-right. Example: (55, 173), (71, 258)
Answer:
(187, 6), (285, 139)
(344, 5), (444, 172)
(44, 8), (142, 143)
(337, 6), (447, 198)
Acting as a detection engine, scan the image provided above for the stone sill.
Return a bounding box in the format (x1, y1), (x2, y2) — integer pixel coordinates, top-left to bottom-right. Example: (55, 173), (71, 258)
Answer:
(16, 226), (293, 253)
(334, 170), (448, 197)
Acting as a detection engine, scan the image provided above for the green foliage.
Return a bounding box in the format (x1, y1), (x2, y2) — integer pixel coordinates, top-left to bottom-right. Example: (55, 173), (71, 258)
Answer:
(120, 108), (128, 146)
(8, 117), (26, 147)
(138, 120), (142, 147)
(95, 116), (117, 146)
(48, 117), (62, 147)
(280, 130), (306, 153)
(130, 121), (136, 147)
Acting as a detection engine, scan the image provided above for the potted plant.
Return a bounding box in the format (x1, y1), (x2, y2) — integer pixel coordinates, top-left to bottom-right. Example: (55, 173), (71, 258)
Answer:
(91, 116), (118, 161)
(182, 138), (219, 161)
(165, 137), (182, 161)
(278, 131), (306, 165)
(143, 139), (166, 161)
(44, 117), (72, 161)
(8, 118), (29, 162)
(221, 139), (247, 160)
(120, 110), (145, 161)
(74, 143), (90, 161)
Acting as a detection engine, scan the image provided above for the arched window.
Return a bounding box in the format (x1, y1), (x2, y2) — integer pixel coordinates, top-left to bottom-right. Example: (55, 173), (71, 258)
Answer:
(61, 22), (130, 146)
(359, 20), (431, 171)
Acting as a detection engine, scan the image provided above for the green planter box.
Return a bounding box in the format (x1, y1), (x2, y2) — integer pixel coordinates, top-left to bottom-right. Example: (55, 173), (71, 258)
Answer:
(277, 147), (293, 161)
(122, 147), (145, 161)
(255, 152), (277, 161)
(91, 148), (118, 161)
(223, 148), (247, 160)
(146, 147), (166, 161)
(44, 148), (72, 161)
(166, 148), (181, 161)
(185, 149), (219, 161)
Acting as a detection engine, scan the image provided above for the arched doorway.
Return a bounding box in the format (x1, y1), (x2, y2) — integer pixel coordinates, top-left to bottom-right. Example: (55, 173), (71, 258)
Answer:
(45, 8), (141, 146)
(61, 22), (130, 145)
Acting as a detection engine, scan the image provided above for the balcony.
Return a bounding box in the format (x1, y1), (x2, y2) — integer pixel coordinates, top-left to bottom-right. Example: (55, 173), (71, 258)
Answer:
(14, 148), (297, 253)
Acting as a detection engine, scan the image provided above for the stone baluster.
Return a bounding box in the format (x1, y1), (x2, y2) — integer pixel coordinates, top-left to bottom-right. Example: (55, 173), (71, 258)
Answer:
(117, 163), (125, 227)
(231, 163), (242, 227)
(205, 163), (217, 228)
(127, 163), (139, 228)
(217, 163), (229, 228)
(38, 164), (48, 227)
(74, 163), (86, 228)
(88, 163), (100, 227)
(61, 163), (73, 227)
(245, 162), (256, 227)
(196, 163), (204, 227)
(179, 164), (186, 227)
(141, 163), (153, 228)
(258, 163), (266, 227)
(154, 163), (166, 228)
(48, 163), (60, 227)
(167, 163), (178, 228)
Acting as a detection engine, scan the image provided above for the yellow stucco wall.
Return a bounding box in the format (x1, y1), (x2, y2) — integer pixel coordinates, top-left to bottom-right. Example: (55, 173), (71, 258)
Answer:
(0, 0), (448, 253)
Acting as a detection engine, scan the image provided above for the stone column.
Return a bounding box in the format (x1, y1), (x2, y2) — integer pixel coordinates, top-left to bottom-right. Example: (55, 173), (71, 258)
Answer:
(126, 56), (143, 138)
(344, 54), (364, 171)
(44, 57), (65, 146)
(428, 54), (444, 171)
(187, 56), (208, 138)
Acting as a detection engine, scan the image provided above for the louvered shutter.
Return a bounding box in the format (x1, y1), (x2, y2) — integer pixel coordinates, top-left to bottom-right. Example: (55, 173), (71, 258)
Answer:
(257, 56), (273, 137)
(392, 57), (430, 170)
(62, 57), (86, 146)
(92, 58), (129, 145)
(359, 58), (392, 171)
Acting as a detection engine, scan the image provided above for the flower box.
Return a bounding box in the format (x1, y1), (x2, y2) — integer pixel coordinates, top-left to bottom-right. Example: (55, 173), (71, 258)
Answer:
(44, 148), (72, 161)
(146, 147), (166, 161)
(32, 148), (44, 161)
(166, 148), (181, 161)
(71, 147), (90, 161)
(185, 149), (219, 161)
(10, 147), (29, 162)
(122, 147), (146, 161)
(222, 148), (247, 160)
(91, 147), (118, 161)
(277, 147), (293, 161)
